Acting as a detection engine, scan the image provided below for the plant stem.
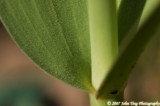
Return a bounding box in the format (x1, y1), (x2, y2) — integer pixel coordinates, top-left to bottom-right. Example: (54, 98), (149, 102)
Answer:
(88, 0), (118, 90)
(88, 0), (119, 105)
(90, 94), (107, 106)
(90, 91), (123, 106)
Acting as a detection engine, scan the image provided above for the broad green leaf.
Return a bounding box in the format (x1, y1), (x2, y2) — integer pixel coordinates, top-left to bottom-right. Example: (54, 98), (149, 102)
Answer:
(96, 4), (160, 99)
(0, 0), (95, 92)
(118, 0), (146, 44)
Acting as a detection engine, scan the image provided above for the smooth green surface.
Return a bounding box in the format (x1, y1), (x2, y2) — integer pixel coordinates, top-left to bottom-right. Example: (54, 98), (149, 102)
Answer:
(116, 0), (121, 10)
(88, 0), (118, 90)
(0, 0), (95, 92)
(97, 4), (160, 99)
(118, 0), (146, 45)
(90, 94), (107, 106)
(140, 0), (160, 26)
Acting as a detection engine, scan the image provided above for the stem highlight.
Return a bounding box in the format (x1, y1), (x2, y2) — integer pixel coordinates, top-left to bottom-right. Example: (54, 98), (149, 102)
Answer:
(88, 0), (118, 90)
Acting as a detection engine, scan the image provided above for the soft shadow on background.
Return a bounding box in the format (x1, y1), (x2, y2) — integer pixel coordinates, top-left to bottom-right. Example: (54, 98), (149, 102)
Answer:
(0, 21), (160, 106)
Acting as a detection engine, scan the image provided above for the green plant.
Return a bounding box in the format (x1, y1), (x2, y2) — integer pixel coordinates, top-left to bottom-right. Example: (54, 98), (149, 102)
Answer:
(0, 0), (160, 105)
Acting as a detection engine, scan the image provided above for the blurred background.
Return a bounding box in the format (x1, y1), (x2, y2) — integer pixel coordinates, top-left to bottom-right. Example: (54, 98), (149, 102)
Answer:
(1, 9), (160, 106)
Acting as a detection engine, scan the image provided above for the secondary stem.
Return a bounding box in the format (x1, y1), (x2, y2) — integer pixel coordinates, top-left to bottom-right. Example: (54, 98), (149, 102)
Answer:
(88, 0), (118, 90)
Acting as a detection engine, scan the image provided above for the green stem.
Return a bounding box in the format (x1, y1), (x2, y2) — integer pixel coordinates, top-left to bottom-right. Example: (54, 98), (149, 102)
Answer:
(90, 91), (124, 106)
(88, 0), (118, 90)
(88, 0), (119, 105)
(90, 94), (107, 106)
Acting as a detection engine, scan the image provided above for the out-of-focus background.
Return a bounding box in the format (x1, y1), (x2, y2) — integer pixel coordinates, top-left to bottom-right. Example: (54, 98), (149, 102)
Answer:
(1, 4), (160, 105)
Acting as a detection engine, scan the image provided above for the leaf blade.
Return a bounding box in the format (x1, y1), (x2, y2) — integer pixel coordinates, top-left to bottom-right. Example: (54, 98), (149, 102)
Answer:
(0, 0), (94, 92)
